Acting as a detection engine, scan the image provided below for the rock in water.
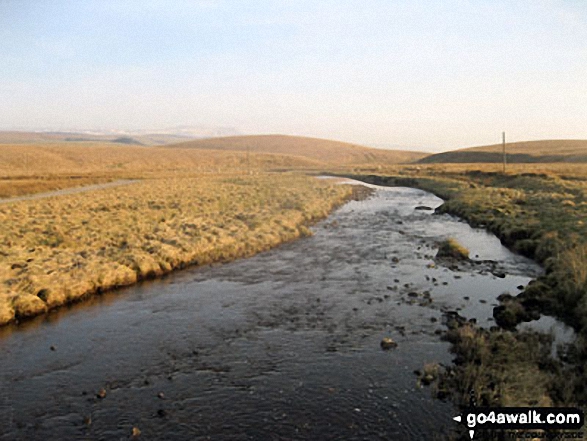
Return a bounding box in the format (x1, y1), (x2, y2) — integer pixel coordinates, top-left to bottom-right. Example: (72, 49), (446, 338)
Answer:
(380, 337), (398, 350)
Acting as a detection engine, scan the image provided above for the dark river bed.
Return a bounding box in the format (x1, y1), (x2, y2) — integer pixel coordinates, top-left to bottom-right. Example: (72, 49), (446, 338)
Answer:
(0, 183), (547, 440)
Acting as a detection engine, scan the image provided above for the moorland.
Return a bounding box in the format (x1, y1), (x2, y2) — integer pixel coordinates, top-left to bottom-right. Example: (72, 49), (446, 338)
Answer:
(2, 132), (587, 417)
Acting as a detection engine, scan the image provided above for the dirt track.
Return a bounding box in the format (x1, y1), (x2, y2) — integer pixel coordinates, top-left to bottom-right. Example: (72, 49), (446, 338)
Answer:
(0, 179), (139, 204)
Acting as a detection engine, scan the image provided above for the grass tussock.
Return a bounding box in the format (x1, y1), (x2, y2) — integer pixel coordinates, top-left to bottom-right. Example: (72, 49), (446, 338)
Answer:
(559, 244), (587, 309)
(0, 173), (355, 326)
(436, 238), (469, 260)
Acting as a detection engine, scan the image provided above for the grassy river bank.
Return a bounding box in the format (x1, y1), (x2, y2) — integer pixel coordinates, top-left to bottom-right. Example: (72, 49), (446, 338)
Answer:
(0, 173), (365, 327)
(347, 169), (587, 413)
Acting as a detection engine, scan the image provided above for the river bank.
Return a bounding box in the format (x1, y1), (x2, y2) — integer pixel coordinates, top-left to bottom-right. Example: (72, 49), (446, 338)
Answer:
(0, 173), (363, 327)
(345, 171), (587, 413)
(346, 172), (587, 325)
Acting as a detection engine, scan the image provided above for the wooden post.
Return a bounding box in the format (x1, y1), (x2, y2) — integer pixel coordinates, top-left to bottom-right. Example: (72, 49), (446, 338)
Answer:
(247, 144), (251, 174)
(502, 132), (506, 173)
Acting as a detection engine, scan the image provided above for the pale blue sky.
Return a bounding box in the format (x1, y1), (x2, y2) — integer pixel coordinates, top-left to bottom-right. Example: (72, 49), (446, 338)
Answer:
(1, 0), (586, 151)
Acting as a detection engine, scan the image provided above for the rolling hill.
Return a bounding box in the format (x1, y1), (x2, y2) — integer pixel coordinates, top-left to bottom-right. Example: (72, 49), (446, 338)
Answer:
(169, 134), (428, 165)
(0, 131), (196, 146)
(0, 142), (325, 178)
(419, 140), (587, 164)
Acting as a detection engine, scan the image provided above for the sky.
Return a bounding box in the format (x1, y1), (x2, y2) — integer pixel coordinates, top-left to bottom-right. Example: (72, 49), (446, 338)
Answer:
(1, 0), (586, 152)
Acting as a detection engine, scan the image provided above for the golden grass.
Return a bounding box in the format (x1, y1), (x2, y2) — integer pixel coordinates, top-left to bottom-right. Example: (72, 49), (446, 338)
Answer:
(436, 238), (469, 260)
(560, 243), (587, 318)
(170, 134), (428, 165)
(0, 142), (322, 178)
(0, 173), (354, 325)
(0, 138), (391, 324)
(0, 137), (426, 200)
(0, 142), (330, 199)
(362, 162), (587, 180)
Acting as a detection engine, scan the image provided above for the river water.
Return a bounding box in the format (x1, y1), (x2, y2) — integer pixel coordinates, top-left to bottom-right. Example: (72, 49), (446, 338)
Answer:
(0, 183), (544, 440)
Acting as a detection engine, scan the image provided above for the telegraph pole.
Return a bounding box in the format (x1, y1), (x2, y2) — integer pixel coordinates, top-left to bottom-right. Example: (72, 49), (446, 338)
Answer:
(502, 132), (506, 174)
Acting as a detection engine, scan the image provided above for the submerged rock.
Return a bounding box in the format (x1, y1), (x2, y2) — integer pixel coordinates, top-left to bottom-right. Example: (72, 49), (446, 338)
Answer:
(380, 337), (398, 350)
(416, 363), (440, 386)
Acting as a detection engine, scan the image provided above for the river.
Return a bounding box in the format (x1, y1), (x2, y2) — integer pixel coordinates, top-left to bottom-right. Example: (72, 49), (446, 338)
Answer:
(0, 182), (544, 440)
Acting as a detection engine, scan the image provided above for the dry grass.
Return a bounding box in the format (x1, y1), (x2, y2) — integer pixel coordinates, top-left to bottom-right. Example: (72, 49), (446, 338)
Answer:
(436, 238), (469, 260)
(0, 136), (425, 200)
(0, 137), (395, 324)
(0, 142), (328, 198)
(0, 173), (354, 325)
(363, 162), (587, 180)
(170, 134), (428, 165)
(440, 325), (554, 407)
(0, 142), (321, 178)
(560, 244), (587, 319)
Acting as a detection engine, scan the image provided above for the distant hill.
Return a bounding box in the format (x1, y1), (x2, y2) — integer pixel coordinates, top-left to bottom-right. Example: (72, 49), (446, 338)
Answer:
(169, 135), (427, 165)
(419, 140), (587, 164)
(0, 131), (195, 146)
(0, 142), (324, 177)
